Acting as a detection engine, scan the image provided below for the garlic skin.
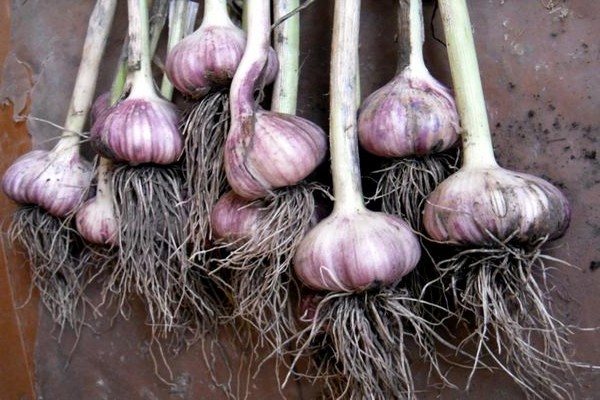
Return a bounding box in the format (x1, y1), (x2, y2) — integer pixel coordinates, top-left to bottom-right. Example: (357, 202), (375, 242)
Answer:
(358, 67), (459, 158)
(166, 23), (246, 98)
(294, 209), (421, 292)
(210, 190), (263, 242)
(2, 148), (91, 217)
(423, 167), (571, 245)
(224, 110), (327, 200)
(76, 195), (118, 245)
(26, 152), (92, 217)
(91, 94), (182, 165)
(91, 91), (112, 124)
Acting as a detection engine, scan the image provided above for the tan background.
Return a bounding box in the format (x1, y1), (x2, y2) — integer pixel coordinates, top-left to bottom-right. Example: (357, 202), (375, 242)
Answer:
(1, 0), (599, 399)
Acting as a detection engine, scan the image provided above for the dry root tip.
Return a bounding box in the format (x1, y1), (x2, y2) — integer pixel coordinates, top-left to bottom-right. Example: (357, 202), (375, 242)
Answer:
(215, 183), (328, 355)
(181, 89), (230, 262)
(107, 164), (224, 340)
(8, 206), (91, 335)
(285, 287), (448, 400)
(375, 151), (458, 231)
(432, 238), (575, 400)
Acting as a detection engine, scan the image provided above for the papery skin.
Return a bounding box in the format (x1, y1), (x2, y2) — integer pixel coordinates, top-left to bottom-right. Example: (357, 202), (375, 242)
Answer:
(358, 68), (459, 158)
(91, 91), (111, 124)
(91, 96), (182, 165)
(294, 209), (421, 292)
(2, 149), (91, 218)
(76, 195), (118, 245)
(166, 24), (247, 98)
(224, 110), (327, 200)
(423, 167), (571, 245)
(210, 190), (263, 242)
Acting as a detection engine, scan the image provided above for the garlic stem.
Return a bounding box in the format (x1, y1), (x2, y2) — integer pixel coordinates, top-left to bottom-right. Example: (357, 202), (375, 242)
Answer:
(96, 157), (114, 200)
(437, 0), (498, 169)
(271, 0), (300, 115)
(330, 0), (365, 213)
(184, 2), (199, 34)
(57, 0), (117, 150)
(148, 0), (168, 58)
(127, 0), (156, 98)
(160, 0), (190, 99)
(396, 0), (427, 76)
(229, 0), (271, 118)
(203, 0), (232, 27)
(110, 39), (130, 105)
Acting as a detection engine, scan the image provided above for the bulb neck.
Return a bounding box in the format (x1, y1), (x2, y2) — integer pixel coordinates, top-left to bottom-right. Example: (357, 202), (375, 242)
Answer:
(203, 0), (233, 27)
(229, 0), (270, 119)
(127, 0), (156, 97)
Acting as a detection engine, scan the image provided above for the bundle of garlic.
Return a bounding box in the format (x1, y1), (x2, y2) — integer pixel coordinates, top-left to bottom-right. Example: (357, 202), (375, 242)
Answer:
(87, 0), (195, 339)
(286, 1), (452, 397)
(208, 0), (328, 355)
(1, 0), (117, 333)
(166, 0), (277, 272)
(423, 1), (575, 398)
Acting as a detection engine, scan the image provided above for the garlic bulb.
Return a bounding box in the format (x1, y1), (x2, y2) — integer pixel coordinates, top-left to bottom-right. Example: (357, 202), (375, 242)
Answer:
(2, 146), (91, 218)
(224, 110), (327, 199)
(358, 68), (459, 157)
(357, 0), (459, 158)
(2, 150), (49, 204)
(75, 158), (118, 245)
(91, 92), (182, 165)
(294, 209), (420, 292)
(210, 190), (263, 242)
(423, 166), (571, 245)
(165, 0), (278, 98)
(90, 0), (183, 165)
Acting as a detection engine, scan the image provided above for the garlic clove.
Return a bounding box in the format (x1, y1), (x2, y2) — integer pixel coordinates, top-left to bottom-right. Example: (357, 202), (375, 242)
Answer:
(423, 166), (571, 245)
(210, 190), (263, 242)
(225, 110), (327, 200)
(358, 67), (459, 158)
(92, 94), (183, 165)
(76, 195), (118, 245)
(294, 209), (421, 292)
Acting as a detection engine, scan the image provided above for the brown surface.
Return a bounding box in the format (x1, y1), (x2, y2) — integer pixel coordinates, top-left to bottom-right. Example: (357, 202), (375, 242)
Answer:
(0, 1), (38, 399)
(1, 0), (599, 399)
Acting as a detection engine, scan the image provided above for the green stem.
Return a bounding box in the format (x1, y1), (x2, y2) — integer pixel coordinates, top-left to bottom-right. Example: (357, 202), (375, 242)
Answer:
(330, 0), (365, 213)
(160, 0), (189, 99)
(438, 0), (498, 168)
(110, 38), (129, 105)
(229, 0), (271, 119)
(271, 0), (300, 115)
(127, 0), (156, 98)
(57, 0), (117, 151)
